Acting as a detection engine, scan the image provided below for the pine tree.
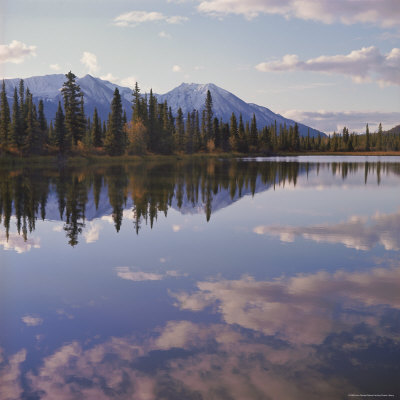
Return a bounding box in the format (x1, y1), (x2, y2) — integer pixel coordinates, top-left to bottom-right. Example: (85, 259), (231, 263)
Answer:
(132, 82), (143, 123)
(91, 108), (102, 147)
(147, 89), (157, 152)
(204, 89), (213, 142)
(174, 107), (184, 152)
(238, 114), (248, 152)
(104, 88), (125, 155)
(61, 71), (85, 145)
(249, 113), (258, 148)
(54, 101), (68, 153)
(365, 123), (370, 151)
(293, 123), (300, 151)
(0, 80), (11, 147)
(377, 122), (383, 151)
(229, 113), (239, 151)
(184, 112), (193, 153)
(24, 93), (42, 154)
(10, 88), (23, 147)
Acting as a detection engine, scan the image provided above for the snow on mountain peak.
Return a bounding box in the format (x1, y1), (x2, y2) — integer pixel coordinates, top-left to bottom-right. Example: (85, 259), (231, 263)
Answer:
(3, 75), (324, 137)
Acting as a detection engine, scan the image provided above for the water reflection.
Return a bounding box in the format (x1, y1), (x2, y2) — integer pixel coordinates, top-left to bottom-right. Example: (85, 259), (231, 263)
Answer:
(255, 209), (400, 251)
(1, 159), (400, 247)
(1, 158), (400, 399)
(5, 264), (400, 399)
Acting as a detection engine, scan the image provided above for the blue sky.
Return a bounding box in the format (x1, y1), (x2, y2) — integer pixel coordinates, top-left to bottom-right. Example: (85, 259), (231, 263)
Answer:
(1, 0), (399, 133)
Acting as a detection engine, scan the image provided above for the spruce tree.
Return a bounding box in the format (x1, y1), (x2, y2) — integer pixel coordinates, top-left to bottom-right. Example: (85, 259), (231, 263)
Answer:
(132, 82), (142, 123)
(61, 71), (85, 145)
(91, 108), (102, 147)
(204, 89), (213, 142)
(0, 80), (11, 147)
(250, 113), (258, 148)
(365, 123), (370, 151)
(377, 122), (383, 151)
(229, 113), (239, 151)
(104, 88), (125, 155)
(54, 101), (68, 153)
(10, 88), (23, 147)
(174, 107), (184, 152)
(238, 114), (248, 152)
(24, 93), (42, 154)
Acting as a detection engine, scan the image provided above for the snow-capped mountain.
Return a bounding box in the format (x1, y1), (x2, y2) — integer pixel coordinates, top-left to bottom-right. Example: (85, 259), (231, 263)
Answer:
(157, 83), (323, 137)
(4, 74), (325, 137)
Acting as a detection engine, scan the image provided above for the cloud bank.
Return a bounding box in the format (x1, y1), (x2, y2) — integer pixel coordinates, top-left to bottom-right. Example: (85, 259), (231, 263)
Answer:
(256, 46), (400, 86)
(0, 40), (36, 64)
(114, 11), (188, 27)
(197, 0), (400, 27)
(282, 110), (400, 134)
(254, 209), (400, 251)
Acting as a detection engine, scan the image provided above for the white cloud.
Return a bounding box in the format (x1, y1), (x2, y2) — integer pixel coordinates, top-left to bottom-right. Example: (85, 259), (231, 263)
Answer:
(99, 73), (119, 83)
(172, 65), (182, 73)
(0, 40), (36, 64)
(282, 109), (400, 134)
(115, 267), (185, 282)
(21, 315), (43, 327)
(158, 31), (172, 39)
(256, 46), (400, 86)
(80, 51), (99, 75)
(119, 76), (137, 88)
(197, 0), (400, 27)
(49, 63), (61, 71)
(99, 73), (137, 88)
(114, 11), (188, 27)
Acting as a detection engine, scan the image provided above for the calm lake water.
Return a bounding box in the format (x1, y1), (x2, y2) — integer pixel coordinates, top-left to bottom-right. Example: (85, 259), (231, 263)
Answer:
(1, 156), (400, 400)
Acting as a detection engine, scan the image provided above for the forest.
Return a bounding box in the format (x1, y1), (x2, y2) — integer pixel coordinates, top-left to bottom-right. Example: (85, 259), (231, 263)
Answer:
(1, 72), (399, 157)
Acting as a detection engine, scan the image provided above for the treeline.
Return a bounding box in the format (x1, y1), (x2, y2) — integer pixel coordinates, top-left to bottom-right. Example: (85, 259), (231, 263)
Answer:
(1, 159), (398, 246)
(1, 72), (399, 156)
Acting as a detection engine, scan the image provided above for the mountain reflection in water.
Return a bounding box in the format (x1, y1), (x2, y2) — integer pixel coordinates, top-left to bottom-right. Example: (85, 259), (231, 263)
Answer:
(1, 159), (399, 246)
(1, 157), (400, 400)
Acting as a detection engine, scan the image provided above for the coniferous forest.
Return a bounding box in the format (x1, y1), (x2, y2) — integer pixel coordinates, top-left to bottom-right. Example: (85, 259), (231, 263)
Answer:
(1, 72), (400, 158)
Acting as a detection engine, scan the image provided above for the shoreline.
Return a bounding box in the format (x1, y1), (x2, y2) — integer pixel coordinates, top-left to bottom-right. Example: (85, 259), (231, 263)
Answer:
(1, 151), (400, 167)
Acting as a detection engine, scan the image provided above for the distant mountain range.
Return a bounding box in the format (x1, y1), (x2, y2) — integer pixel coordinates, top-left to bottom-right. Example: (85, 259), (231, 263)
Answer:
(4, 74), (325, 137)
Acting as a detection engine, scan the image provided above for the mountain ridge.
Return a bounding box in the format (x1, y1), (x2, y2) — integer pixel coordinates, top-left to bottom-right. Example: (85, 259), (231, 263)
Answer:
(4, 74), (325, 137)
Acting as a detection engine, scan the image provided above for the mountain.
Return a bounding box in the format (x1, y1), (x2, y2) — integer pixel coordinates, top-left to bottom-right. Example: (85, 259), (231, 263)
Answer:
(385, 124), (400, 136)
(4, 74), (325, 137)
(157, 83), (323, 137)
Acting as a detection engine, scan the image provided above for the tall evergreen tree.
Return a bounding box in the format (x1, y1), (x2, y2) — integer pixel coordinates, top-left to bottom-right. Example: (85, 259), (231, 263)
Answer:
(132, 82), (143, 123)
(61, 71), (85, 145)
(91, 108), (102, 147)
(24, 93), (42, 154)
(104, 88), (125, 155)
(365, 123), (370, 151)
(0, 80), (11, 147)
(249, 113), (258, 148)
(10, 88), (23, 147)
(377, 122), (383, 151)
(229, 113), (239, 151)
(174, 107), (184, 152)
(54, 101), (68, 153)
(204, 89), (213, 142)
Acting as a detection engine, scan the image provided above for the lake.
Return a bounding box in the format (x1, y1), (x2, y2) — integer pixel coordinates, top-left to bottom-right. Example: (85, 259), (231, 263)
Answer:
(1, 156), (400, 399)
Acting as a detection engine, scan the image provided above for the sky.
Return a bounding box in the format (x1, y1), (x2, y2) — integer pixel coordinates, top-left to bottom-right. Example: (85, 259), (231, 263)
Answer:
(0, 0), (399, 133)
